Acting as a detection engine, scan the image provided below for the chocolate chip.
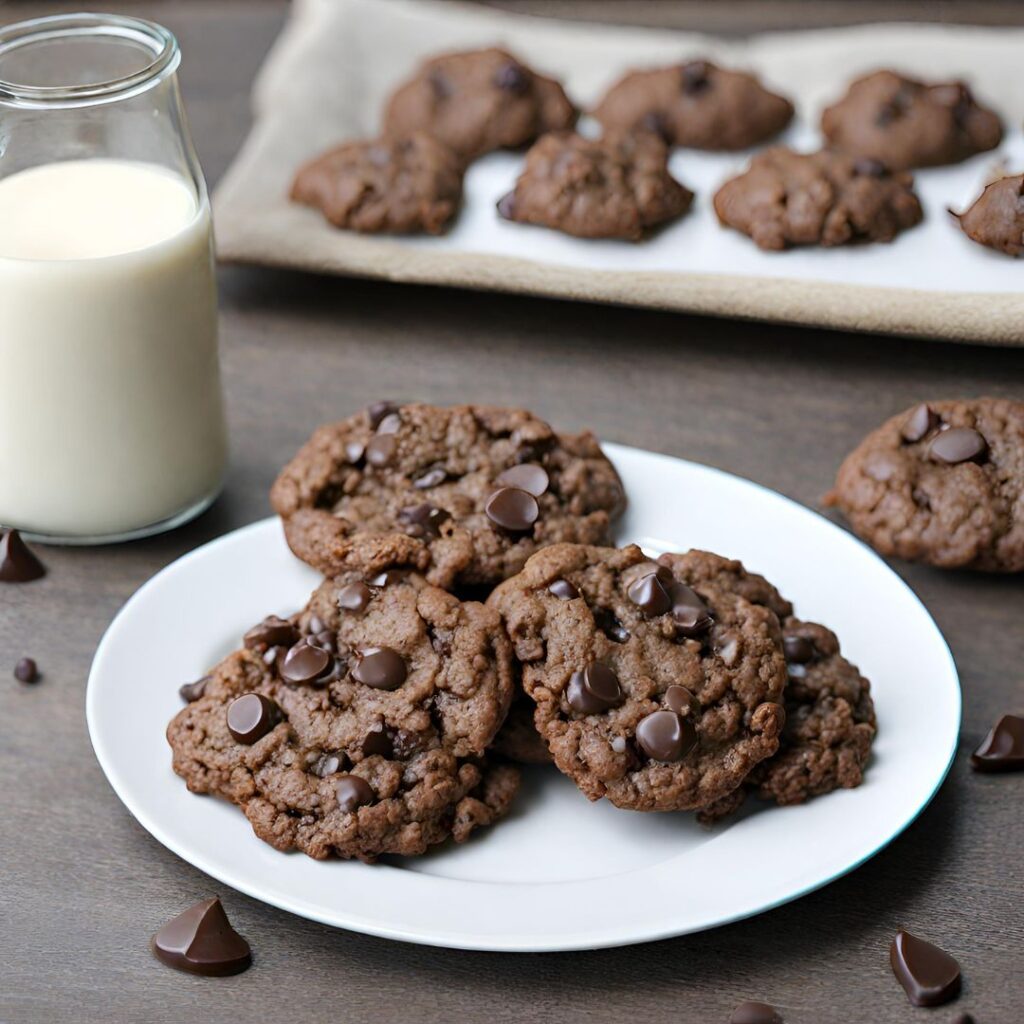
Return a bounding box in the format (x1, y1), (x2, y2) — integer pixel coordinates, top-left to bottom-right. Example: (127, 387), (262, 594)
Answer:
(494, 61), (529, 94)
(14, 657), (38, 683)
(636, 709), (697, 762)
(243, 615), (298, 651)
(730, 1002), (783, 1024)
(664, 684), (700, 718)
(376, 412), (402, 435)
(361, 721), (394, 758)
(365, 433), (396, 467)
(548, 579), (579, 600)
(281, 641), (331, 684)
(788, 663), (807, 680)
(485, 487), (539, 532)
(151, 897), (251, 977)
(971, 714), (1024, 771)
(179, 676), (208, 702)
(309, 614), (324, 634)
(853, 157), (890, 178)
(929, 427), (987, 465)
(367, 400), (399, 429)
(310, 753), (343, 778)
(351, 646), (407, 690)
(413, 465), (447, 489)
(0, 529), (46, 583)
(783, 635), (816, 664)
(952, 1014), (975, 1024)
(890, 930), (961, 1007)
(335, 774), (375, 813)
(398, 503), (450, 539)
(366, 569), (405, 588)
(681, 60), (711, 94)
(670, 582), (713, 637)
(594, 607), (630, 644)
(901, 403), (940, 443)
(337, 581), (372, 612)
(628, 572), (672, 616)
(262, 646), (281, 666)
(566, 663), (623, 714)
(345, 440), (366, 465)
(496, 463), (549, 497)
(496, 192), (517, 219)
(226, 693), (281, 744)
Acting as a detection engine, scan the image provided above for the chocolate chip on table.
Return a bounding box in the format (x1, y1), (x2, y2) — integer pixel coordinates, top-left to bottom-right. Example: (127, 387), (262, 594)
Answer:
(495, 463), (549, 497)
(548, 578), (579, 600)
(670, 582), (713, 638)
(971, 714), (1024, 771)
(397, 503), (450, 539)
(783, 635), (816, 664)
(361, 721), (394, 758)
(351, 646), (407, 690)
(413, 465), (447, 489)
(635, 709), (697, 762)
(179, 676), (209, 702)
(627, 572), (672, 616)
(310, 752), (343, 778)
(0, 528), (46, 583)
(952, 1014), (975, 1024)
(485, 486), (539, 533)
(566, 663), (623, 714)
(664, 684), (700, 718)
(365, 433), (396, 467)
(13, 657), (38, 683)
(494, 61), (529, 94)
(366, 400), (399, 429)
(335, 774), (375, 813)
(929, 427), (988, 465)
(281, 641), (331, 685)
(226, 692), (281, 744)
(243, 615), (298, 651)
(337, 581), (372, 612)
(496, 192), (517, 220)
(151, 897), (251, 977)
(730, 1001), (783, 1024)
(890, 930), (962, 1007)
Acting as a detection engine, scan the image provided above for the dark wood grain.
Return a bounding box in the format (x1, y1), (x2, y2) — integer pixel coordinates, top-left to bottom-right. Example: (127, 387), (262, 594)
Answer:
(2, 3), (1023, 1022)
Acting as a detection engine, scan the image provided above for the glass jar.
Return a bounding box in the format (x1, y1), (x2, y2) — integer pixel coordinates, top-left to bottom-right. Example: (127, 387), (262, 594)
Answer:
(0, 14), (227, 543)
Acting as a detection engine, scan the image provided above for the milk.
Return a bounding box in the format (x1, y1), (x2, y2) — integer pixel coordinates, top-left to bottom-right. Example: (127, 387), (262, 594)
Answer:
(0, 159), (227, 539)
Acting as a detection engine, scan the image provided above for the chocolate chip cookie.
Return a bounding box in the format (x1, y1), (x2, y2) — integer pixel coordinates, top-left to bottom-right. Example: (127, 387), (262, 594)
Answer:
(821, 70), (1003, 170)
(271, 403), (625, 590)
(953, 174), (1024, 257)
(383, 48), (576, 162)
(713, 146), (923, 250)
(825, 398), (1024, 572)
(496, 130), (693, 240)
(592, 60), (793, 150)
(487, 543), (788, 811)
(167, 570), (518, 861)
(290, 132), (463, 235)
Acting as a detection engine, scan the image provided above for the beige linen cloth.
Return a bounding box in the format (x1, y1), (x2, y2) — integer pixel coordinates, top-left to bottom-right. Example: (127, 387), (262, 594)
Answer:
(214, 0), (1024, 345)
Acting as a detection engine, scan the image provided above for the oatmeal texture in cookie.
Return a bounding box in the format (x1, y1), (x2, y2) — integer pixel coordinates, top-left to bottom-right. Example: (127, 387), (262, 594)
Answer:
(953, 174), (1024, 257)
(487, 543), (787, 811)
(271, 403), (625, 589)
(821, 70), (1003, 170)
(383, 48), (576, 162)
(826, 398), (1024, 572)
(166, 570), (518, 861)
(592, 59), (793, 150)
(713, 146), (923, 250)
(290, 132), (464, 235)
(496, 130), (693, 240)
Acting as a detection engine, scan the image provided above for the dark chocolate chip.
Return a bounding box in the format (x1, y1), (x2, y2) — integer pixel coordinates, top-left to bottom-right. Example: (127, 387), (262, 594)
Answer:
(310, 753), (343, 778)
(730, 1002), (783, 1024)
(853, 157), (890, 178)
(670, 582), (713, 637)
(361, 721), (394, 758)
(151, 897), (251, 977)
(0, 529), (46, 583)
(308, 615), (324, 634)
(351, 646), (407, 690)
(971, 714), (1024, 772)
(566, 663), (623, 714)
(365, 433), (396, 467)
(890, 930), (961, 1007)
(337, 581), (372, 612)
(635, 709), (697, 762)
(226, 693), (281, 744)
(594, 607), (630, 644)
(366, 569), (405, 588)
(243, 615), (298, 651)
(413, 465), (447, 489)
(485, 487), (539, 533)
(335, 774), (375, 813)
(496, 192), (517, 219)
(664, 684), (700, 718)
(929, 427), (987, 465)
(496, 463), (549, 497)
(628, 572), (672, 616)
(345, 440), (366, 465)
(783, 635), (816, 664)
(376, 412), (402, 435)
(262, 646), (281, 666)
(494, 61), (529, 93)
(14, 657), (38, 683)
(367, 400), (399, 429)
(397, 503), (450, 539)
(681, 60), (711, 94)
(548, 578), (579, 600)
(281, 641), (331, 684)
(179, 676), (209, 702)
(901, 403), (940, 443)
(952, 1014), (975, 1024)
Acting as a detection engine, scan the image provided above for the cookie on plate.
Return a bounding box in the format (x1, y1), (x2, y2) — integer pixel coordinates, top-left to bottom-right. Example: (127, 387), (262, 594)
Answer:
(290, 132), (463, 235)
(825, 398), (1024, 572)
(821, 70), (1003, 170)
(383, 48), (576, 162)
(487, 543), (787, 811)
(713, 146), (923, 250)
(952, 174), (1024, 257)
(166, 569), (518, 861)
(496, 130), (694, 240)
(271, 403), (626, 590)
(592, 59), (793, 150)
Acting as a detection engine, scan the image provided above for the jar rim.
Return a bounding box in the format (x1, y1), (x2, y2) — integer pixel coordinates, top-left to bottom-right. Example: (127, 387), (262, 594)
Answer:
(0, 13), (179, 108)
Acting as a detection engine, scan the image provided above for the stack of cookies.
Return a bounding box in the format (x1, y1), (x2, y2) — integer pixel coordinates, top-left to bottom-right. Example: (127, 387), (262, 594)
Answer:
(166, 403), (876, 862)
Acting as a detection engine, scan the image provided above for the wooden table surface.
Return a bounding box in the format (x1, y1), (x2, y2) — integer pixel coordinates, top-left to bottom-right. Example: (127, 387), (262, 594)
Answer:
(2, 3), (1022, 1022)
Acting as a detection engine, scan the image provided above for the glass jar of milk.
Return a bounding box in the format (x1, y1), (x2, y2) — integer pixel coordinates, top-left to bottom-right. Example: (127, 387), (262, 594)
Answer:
(0, 14), (227, 542)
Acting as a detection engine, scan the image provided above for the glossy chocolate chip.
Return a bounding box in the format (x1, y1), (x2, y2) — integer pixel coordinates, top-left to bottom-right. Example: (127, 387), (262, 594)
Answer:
(636, 709), (697, 762)
(243, 615), (298, 651)
(366, 400), (399, 429)
(366, 569), (405, 588)
(14, 657), (38, 683)
(730, 1002), (782, 1024)
(566, 663), (623, 714)
(151, 897), (251, 977)
(485, 487), (539, 532)
(670, 583), (713, 637)
(376, 412), (402, 435)
(226, 693), (281, 744)
(496, 463), (549, 497)
(337, 581), (372, 612)
(494, 61), (529, 93)
(594, 607), (630, 644)
(901, 403), (940, 443)
(310, 753), (343, 778)
(398, 503), (450, 539)
(496, 192), (516, 219)
(0, 529), (46, 583)
(413, 465), (447, 489)
(345, 440), (366, 465)
(548, 579), (579, 600)
(929, 427), (987, 465)
(365, 433), (396, 467)
(853, 157), (889, 178)
(664, 684), (700, 718)
(281, 642), (331, 684)
(352, 646), (407, 690)
(628, 572), (672, 616)
(361, 721), (394, 758)
(681, 60), (711, 94)
(179, 676), (209, 702)
(890, 930), (961, 1007)
(971, 714), (1024, 772)
(783, 635), (816, 664)
(335, 775), (375, 813)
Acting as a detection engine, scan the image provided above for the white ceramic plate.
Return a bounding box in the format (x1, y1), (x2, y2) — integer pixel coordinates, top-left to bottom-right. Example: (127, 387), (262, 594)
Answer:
(87, 444), (960, 952)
